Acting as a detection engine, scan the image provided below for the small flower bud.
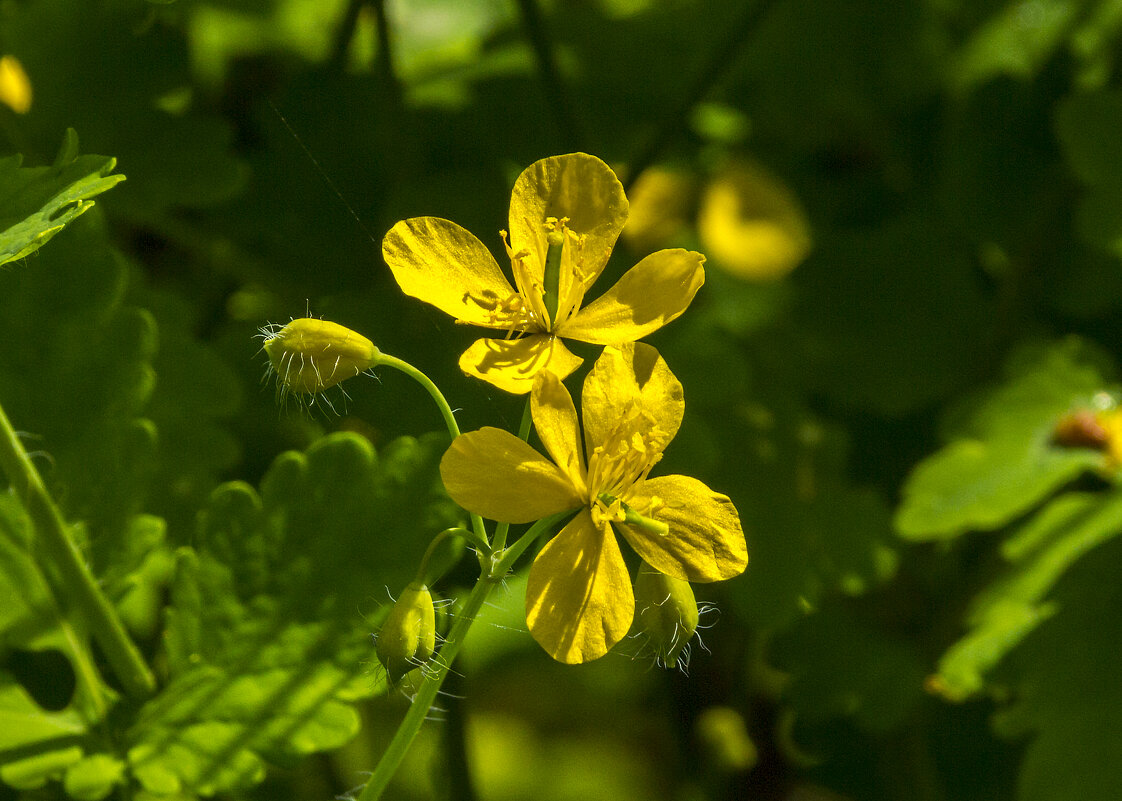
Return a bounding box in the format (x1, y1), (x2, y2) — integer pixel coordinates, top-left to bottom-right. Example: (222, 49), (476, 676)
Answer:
(376, 580), (436, 684)
(695, 706), (758, 774)
(261, 318), (379, 395)
(634, 562), (699, 668)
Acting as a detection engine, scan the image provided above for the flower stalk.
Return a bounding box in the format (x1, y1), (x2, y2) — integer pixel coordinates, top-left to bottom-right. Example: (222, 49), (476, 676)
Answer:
(357, 572), (500, 801)
(0, 401), (156, 700)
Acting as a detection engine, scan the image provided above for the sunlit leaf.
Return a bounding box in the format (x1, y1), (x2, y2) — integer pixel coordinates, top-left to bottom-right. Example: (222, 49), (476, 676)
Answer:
(897, 339), (1114, 540)
(0, 129), (123, 265)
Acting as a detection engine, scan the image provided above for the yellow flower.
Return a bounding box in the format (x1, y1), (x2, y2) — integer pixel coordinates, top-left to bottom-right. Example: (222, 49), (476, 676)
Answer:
(440, 342), (748, 663)
(382, 153), (706, 394)
(698, 160), (811, 281)
(0, 55), (32, 115)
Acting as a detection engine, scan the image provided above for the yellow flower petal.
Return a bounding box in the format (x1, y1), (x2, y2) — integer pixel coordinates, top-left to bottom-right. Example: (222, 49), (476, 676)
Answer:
(508, 153), (628, 290)
(382, 217), (516, 328)
(620, 475), (748, 583)
(582, 343), (684, 457)
(558, 249), (705, 344)
(459, 334), (583, 395)
(526, 509), (634, 663)
(531, 371), (587, 496)
(440, 427), (582, 523)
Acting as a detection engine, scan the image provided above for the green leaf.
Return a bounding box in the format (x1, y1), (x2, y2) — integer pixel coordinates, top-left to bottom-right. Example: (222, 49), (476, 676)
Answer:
(950, 0), (1081, 92)
(0, 214), (158, 542)
(63, 754), (126, 801)
(1055, 89), (1122, 258)
(0, 129), (124, 266)
(773, 606), (927, 732)
(124, 431), (460, 795)
(989, 536), (1122, 801)
(896, 338), (1114, 540)
(0, 495), (118, 791)
(932, 490), (1122, 700)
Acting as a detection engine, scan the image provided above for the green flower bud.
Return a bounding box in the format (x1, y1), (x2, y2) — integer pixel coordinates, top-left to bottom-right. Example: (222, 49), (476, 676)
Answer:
(261, 318), (380, 395)
(695, 706), (758, 774)
(634, 562), (699, 668)
(376, 580), (436, 684)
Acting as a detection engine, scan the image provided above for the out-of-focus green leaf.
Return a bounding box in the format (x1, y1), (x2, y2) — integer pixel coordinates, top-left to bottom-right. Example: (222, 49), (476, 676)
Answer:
(950, 0), (1081, 92)
(1055, 89), (1122, 258)
(0, 495), (117, 791)
(714, 399), (898, 630)
(990, 536), (1122, 801)
(933, 490), (1122, 700)
(8, 0), (244, 218)
(896, 338), (1114, 540)
(788, 219), (990, 417)
(773, 606), (927, 732)
(63, 754), (126, 801)
(0, 213), (158, 541)
(0, 129), (123, 265)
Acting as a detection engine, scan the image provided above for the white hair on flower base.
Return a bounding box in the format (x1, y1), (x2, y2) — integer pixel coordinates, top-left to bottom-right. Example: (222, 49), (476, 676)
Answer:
(257, 317), (380, 413)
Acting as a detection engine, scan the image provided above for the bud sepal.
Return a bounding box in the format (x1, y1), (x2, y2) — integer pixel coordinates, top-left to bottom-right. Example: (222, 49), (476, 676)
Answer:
(376, 580), (437, 685)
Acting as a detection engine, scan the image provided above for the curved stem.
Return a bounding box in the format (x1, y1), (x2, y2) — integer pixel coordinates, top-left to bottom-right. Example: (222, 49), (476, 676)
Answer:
(623, 0), (782, 194)
(491, 509), (575, 579)
(357, 573), (499, 801)
(0, 402), (156, 699)
(516, 0), (582, 149)
(490, 399), (533, 554)
(375, 353), (489, 550)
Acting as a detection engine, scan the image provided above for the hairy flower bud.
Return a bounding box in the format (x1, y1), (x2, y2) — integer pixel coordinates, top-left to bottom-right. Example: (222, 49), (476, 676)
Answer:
(634, 562), (699, 668)
(376, 581), (436, 684)
(261, 317), (380, 396)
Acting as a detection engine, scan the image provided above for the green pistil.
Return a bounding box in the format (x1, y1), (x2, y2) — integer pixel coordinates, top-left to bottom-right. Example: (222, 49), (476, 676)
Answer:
(597, 492), (669, 537)
(543, 229), (565, 326)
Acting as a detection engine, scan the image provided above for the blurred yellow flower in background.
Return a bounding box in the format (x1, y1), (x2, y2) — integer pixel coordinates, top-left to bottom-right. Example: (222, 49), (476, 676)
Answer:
(0, 55), (32, 114)
(621, 165), (697, 253)
(382, 153), (705, 394)
(698, 160), (811, 281)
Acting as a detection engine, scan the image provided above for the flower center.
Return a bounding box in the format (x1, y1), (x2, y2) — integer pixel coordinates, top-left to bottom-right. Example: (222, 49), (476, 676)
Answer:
(462, 285), (539, 337)
(586, 404), (669, 528)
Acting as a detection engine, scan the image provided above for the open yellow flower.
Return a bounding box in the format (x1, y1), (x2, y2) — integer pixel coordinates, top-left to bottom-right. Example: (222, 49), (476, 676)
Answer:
(440, 342), (748, 663)
(382, 153), (706, 393)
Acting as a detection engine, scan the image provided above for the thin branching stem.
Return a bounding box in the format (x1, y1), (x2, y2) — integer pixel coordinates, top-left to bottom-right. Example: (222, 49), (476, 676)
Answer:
(490, 399), (533, 554)
(624, 0), (782, 194)
(357, 573), (499, 801)
(517, 0), (582, 150)
(374, 353), (489, 550)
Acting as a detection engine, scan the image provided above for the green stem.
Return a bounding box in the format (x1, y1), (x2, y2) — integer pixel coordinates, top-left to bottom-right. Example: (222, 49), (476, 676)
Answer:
(357, 573), (500, 801)
(0, 402), (156, 699)
(623, 0), (782, 195)
(491, 400), (533, 554)
(416, 527), (486, 581)
(491, 509), (575, 579)
(516, 0), (582, 149)
(375, 353), (489, 550)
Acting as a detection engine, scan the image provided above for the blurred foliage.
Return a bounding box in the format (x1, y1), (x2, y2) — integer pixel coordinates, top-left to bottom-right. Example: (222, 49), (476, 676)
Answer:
(4, 0), (1122, 799)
